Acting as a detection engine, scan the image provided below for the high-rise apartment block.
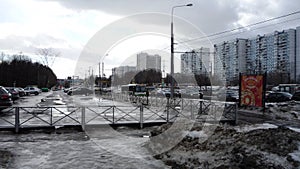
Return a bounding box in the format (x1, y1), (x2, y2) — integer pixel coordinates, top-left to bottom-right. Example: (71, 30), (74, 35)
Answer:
(181, 48), (211, 75)
(112, 66), (136, 77)
(136, 52), (161, 71)
(214, 39), (247, 82)
(214, 27), (300, 83)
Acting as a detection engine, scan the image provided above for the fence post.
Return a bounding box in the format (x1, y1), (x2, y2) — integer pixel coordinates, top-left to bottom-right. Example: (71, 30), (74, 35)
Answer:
(167, 97), (170, 123)
(112, 106), (115, 124)
(235, 103), (238, 125)
(199, 99), (203, 115)
(140, 104), (144, 129)
(181, 98), (183, 113)
(81, 107), (86, 131)
(214, 103), (217, 121)
(50, 107), (53, 126)
(191, 100), (195, 120)
(15, 107), (20, 133)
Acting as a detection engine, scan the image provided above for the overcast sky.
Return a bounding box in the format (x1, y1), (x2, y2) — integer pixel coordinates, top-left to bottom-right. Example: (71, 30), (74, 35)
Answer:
(1, 0), (300, 78)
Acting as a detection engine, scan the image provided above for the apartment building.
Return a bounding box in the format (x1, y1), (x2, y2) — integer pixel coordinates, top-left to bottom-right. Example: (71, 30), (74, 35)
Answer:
(214, 39), (247, 83)
(214, 27), (300, 83)
(112, 66), (136, 77)
(181, 47), (211, 75)
(136, 52), (161, 71)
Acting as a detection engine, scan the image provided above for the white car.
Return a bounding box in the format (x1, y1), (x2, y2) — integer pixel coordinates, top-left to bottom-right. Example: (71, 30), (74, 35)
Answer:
(24, 87), (42, 95)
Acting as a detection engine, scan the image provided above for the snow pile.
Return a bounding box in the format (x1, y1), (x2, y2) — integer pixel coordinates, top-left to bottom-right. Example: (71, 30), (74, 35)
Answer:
(266, 102), (300, 121)
(234, 123), (278, 132)
(153, 125), (300, 169)
(288, 127), (300, 133)
(186, 130), (207, 139)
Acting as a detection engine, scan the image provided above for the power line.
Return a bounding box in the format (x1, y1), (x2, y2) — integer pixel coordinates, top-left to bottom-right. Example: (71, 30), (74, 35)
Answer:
(206, 16), (300, 42)
(158, 10), (300, 52)
(178, 10), (300, 44)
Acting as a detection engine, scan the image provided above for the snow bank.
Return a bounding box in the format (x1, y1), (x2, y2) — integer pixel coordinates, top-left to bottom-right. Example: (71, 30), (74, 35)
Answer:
(155, 125), (300, 168)
(288, 127), (300, 133)
(234, 123), (278, 132)
(186, 130), (207, 139)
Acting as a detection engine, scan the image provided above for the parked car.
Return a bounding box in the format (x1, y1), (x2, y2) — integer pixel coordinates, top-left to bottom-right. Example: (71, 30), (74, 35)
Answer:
(226, 91), (239, 102)
(292, 91), (300, 101)
(24, 87), (41, 95)
(265, 91), (274, 97)
(15, 87), (26, 97)
(154, 88), (181, 98)
(266, 92), (292, 102)
(181, 89), (200, 99)
(216, 90), (239, 102)
(0, 86), (13, 109)
(5, 87), (20, 101)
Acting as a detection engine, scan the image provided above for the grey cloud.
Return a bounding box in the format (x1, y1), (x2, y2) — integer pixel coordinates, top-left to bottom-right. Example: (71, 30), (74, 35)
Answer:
(27, 0), (300, 34)
(0, 34), (80, 60)
(40, 0), (241, 34)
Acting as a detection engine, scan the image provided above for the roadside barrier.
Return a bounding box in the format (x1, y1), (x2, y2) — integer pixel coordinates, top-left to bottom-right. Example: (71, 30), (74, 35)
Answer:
(0, 97), (237, 133)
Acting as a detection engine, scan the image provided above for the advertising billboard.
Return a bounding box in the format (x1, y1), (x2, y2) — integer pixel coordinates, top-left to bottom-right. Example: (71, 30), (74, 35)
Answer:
(240, 75), (265, 107)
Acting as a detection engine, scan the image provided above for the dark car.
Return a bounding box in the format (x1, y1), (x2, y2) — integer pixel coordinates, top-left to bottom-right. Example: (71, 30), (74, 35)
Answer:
(0, 86), (13, 109)
(5, 87), (20, 101)
(226, 91), (239, 102)
(266, 92), (292, 102)
(217, 90), (239, 102)
(292, 91), (300, 101)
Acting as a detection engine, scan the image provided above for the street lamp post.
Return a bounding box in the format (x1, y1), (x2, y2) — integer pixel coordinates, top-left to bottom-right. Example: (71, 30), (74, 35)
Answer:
(170, 3), (193, 98)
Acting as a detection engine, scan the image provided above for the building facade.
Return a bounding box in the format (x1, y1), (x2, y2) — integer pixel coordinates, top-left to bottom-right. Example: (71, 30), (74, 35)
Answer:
(136, 52), (161, 71)
(214, 39), (247, 83)
(296, 26), (300, 82)
(214, 27), (300, 83)
(112, 66), (136, 77)
(181, 47), (210, 75)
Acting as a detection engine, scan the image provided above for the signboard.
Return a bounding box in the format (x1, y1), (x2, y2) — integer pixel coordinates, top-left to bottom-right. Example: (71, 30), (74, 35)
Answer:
(240, 74), (265, 107)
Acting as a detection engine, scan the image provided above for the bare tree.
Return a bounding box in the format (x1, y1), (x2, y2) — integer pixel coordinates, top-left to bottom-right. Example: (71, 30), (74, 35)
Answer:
(36, 48), (60, 67)
(0, 52), (6, 62)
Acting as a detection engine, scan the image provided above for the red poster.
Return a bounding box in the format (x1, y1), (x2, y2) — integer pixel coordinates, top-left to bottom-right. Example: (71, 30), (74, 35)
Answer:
(240, 75), (264, 107)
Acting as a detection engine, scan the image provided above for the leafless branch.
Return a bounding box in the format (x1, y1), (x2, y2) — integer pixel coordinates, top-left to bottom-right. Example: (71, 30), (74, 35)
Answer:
(36, 48), (60, 67)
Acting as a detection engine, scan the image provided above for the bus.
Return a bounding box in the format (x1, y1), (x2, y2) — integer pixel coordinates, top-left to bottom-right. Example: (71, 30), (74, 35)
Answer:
(121, 84), (147, 96)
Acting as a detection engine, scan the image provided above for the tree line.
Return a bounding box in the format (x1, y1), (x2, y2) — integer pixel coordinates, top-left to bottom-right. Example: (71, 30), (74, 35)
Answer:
(0, 54), (57, 88)
(110, 69), (216, 87)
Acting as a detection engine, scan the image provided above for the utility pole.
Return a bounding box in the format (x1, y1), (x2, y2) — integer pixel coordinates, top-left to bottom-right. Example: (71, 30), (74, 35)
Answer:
(99, 62), (101, 78)
(170, 3), (193, 99)
(102, 62), (105, 77)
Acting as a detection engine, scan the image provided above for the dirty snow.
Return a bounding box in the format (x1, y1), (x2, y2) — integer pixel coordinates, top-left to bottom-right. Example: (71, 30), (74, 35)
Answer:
(289, 144), (300, 164)
(234, 123), (278, 132)
(153, 124), (300, 169)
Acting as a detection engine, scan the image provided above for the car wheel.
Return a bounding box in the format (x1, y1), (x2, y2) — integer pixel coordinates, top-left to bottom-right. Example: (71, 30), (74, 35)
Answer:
(34, 92), (39, 95)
